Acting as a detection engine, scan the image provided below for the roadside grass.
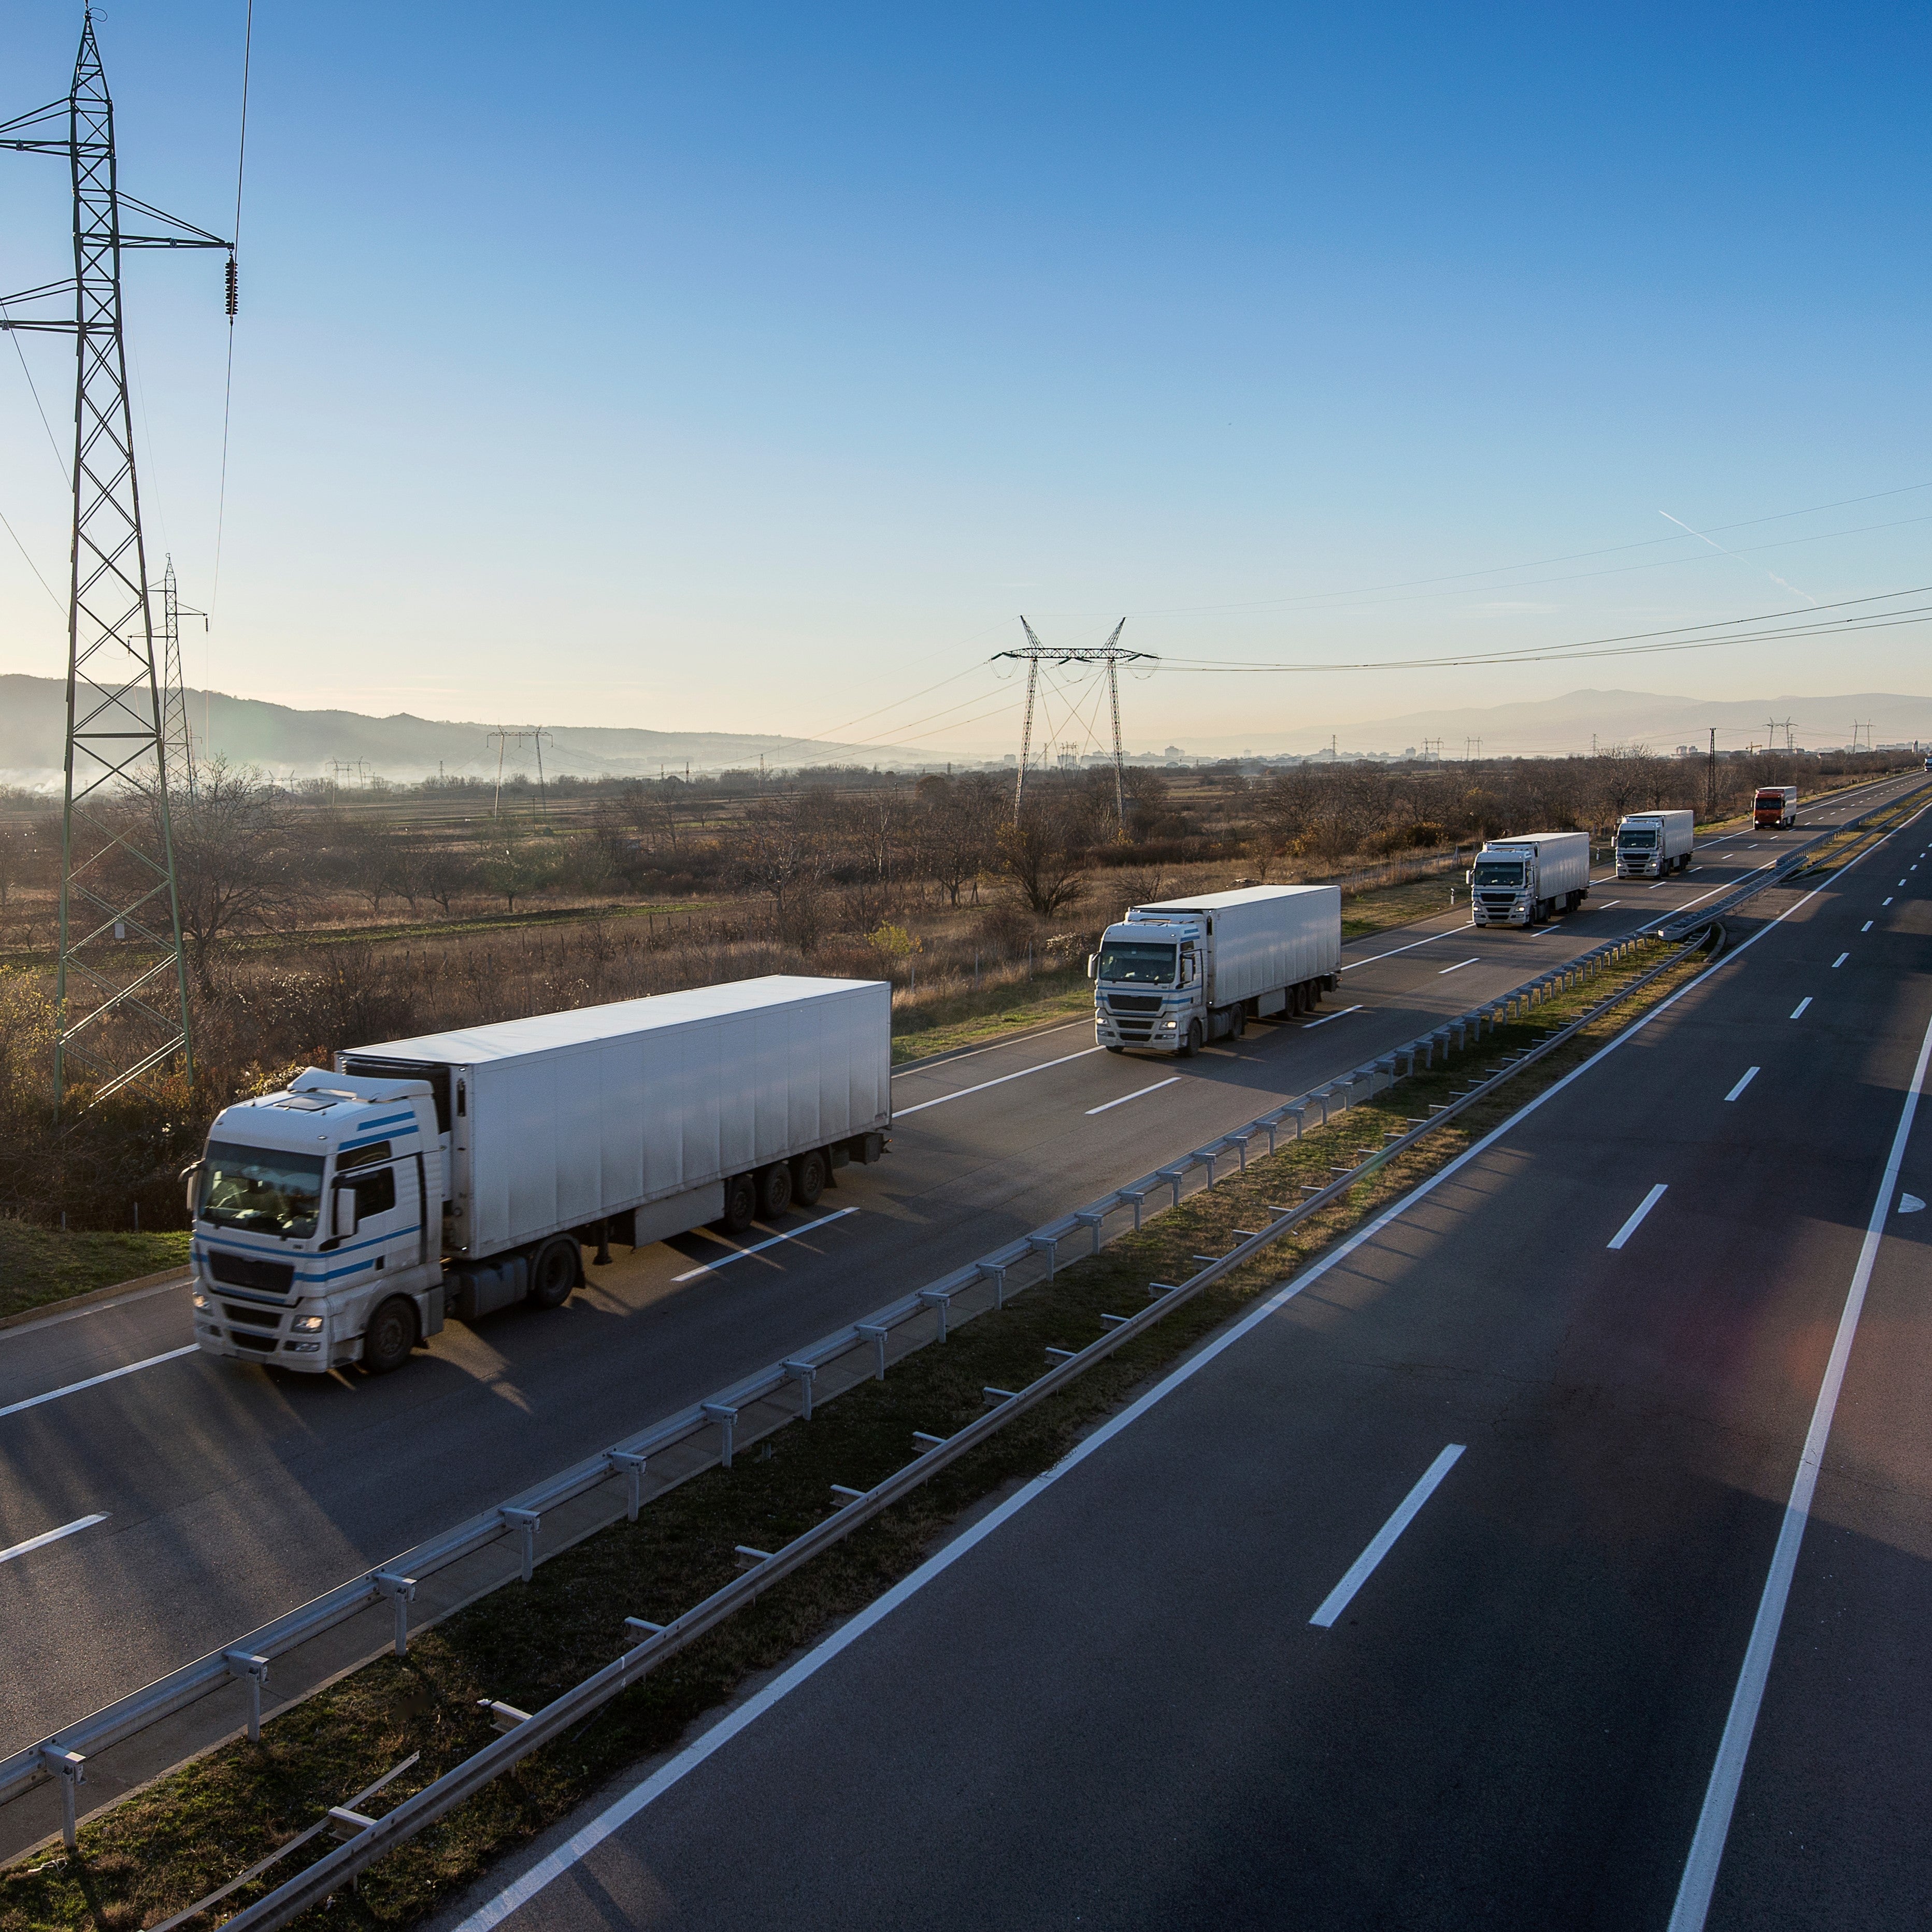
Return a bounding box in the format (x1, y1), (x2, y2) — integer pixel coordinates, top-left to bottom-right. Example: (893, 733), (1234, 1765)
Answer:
(889, 967), (1091, 1064)
(0, 1223), (189, 1322)
(0, 933), (1715, 1932)
(1340, 872), (1463, 939)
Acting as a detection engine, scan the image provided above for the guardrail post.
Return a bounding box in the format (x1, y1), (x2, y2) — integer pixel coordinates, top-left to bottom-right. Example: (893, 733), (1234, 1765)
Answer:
(856, 1322), (889, 1377)
(372, 1571), (418, 1656)
(1118, 1185), (1153, 1230)
(1026, 1233), (1061, 1280)
(1226, 1132), (1255, 1172)
(918, 1287), (954, 1341)
(609, 1450), (649, 1521)
(1157, 1164), (1187, 1208)
(38, 1747), (84, 1850)
(502, 1508), (542, 1581)
(975, 1260), (1010, 1307)
(782, 1359), (818, 1420)
(700, 1405), (738, 1469)
(1074, 1209), (1107, 1251)
(224, 1651), (270, 1742)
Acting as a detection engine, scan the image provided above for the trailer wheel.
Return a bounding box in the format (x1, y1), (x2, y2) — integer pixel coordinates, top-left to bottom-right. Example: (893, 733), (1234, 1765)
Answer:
(528, 1236), (579, 1309)
(757, 1161), (793, 1220)
(363, 1295), (418, 1374)
(792, 1149), (826, 1209)
(715, 1172), (756, 1237)
(1229, 1006), (1247, 1040)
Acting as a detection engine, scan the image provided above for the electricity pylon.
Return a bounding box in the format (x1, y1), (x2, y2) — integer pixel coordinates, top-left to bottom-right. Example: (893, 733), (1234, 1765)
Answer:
(2, 11), (231, 1108)
(995, 618), (1152, 828)
(157, 556), (207, 800)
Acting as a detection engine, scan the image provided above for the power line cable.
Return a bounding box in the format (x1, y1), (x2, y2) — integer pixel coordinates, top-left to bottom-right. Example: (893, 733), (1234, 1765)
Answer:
(209, 0), (253, 607)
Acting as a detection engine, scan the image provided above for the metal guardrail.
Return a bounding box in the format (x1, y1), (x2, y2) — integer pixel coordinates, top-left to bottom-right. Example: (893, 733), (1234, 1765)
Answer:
(211, 918), (1725, 1931)
(12, 783), (1926, 1847)
(0, 917), (1687, 1842)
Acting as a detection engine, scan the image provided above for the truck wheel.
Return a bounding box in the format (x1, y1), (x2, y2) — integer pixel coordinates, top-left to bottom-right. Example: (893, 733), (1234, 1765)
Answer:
(757, 1161), (793, 1220)
(1229, 1007), (1247, 1040)
(715, 1172), (756, 1237)
(363, 1295), (418, 1374)
(528, 1236), (579, 1309)
(791, 1149), (826, 1208)
(1180, 1020), (1203, 1058)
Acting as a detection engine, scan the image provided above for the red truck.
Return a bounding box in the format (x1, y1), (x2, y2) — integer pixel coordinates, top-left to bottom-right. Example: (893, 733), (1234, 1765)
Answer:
(1754, 785), (1798, 828)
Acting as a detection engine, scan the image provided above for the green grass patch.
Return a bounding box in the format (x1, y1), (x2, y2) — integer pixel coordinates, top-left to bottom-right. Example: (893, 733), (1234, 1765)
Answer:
(0, 1221), (189, 1322)
(890, 967), (1092, 1064)
(1340, 870), (1464, 938)
(0, 934), (1711, 1932)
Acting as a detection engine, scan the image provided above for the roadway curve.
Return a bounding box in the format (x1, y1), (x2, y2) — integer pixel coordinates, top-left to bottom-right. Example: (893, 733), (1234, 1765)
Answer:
(0, 771), (1923, 1773)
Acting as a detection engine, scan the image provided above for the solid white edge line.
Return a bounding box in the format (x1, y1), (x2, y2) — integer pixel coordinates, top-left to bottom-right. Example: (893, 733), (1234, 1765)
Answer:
(1308, 1443), (1466, 1627)
(1607, 1183), (1669, 1250)
(0, 1276), (188, 1348)
(1724, 1067), (1760, 1103)
(1437, 958), (1481, 975)
(1666, 1000), (1932, 1932)
(889, 1018), (1091, 1080)
(1300, 1004), (1364, 1029)
(0, 1512), (108, 1564)
(1084, 1076), (1182, 1117)
(894, 1046), (1104, 1115)
(0, 1346), (201, 1423)
(1790, 997), (1812, 1020)
(454, 796), (1932, 1932)
(670, 1209), (858, 1284)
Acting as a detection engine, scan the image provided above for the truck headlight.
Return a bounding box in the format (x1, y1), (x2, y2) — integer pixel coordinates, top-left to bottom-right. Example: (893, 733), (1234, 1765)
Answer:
(191, 1290), (209, 1310)
(293, 1313), (324, 1333)
(1164, 1019), (1178, 1029)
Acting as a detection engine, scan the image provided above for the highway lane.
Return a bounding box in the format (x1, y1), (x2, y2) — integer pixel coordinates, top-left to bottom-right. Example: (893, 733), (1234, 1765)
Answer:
(447, 784), (1932, 1932)
(0, 770), (1921, 1765)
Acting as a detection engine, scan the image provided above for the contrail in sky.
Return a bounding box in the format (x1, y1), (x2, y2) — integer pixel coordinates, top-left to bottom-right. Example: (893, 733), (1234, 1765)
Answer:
(1659, 508), (1818, 605)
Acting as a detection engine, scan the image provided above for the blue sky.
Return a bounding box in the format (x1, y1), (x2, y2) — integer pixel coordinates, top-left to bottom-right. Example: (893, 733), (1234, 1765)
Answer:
(2, 2), (1929, 758)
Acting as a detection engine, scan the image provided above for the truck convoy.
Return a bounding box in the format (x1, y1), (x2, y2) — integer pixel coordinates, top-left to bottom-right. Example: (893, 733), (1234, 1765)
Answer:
(184, 976), (892, 1376)
(1615, 809), (1695, 879)
(1754, 785), (1799, 828)
(1467, 831), (1592, 928)
(1091, 884), (1341, 1055)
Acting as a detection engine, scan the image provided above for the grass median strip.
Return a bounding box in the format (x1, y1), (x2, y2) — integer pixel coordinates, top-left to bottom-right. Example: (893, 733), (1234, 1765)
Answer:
(0, 936), (1713, 1932)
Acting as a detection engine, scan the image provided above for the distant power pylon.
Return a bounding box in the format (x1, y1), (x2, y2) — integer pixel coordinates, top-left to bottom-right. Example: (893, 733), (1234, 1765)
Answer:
(996, 618), (1152, 828)
(157, 556), (207, 799)
(2, 12), (232, 1109)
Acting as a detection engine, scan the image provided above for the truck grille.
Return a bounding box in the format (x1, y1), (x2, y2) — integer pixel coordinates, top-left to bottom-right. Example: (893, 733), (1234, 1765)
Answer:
(229, 1330), (279, 1353)
(207, 1251), (295, 1295)
(1113, 1023), (1155, 1041)
(1106, 995), (1163, 1013)
(224, 1304), (282, 1329)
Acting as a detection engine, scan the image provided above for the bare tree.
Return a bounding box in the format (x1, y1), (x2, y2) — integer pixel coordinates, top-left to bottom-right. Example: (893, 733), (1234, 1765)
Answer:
(167, 759), (303, 991)
(997, 800), (1089, 915)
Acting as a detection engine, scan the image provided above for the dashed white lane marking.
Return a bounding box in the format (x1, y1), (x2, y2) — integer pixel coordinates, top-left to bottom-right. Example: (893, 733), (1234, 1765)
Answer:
(1437, 958), (1480, 975)
(1791, 997), (1813, 1020)
(1309, 1444), (1466, 1628)
(1863, 921), (1874, 932)
(895, 1046), (1104, 1115)
(0, 1514), (108, 1565)
(1301, 1004), (1364, 1029)
(1884, 897), (1894, 906)
(1608, 1183), (1669, 1250)
(1725, 1067), (1760, 1103)
(0, 1347), (200, 1423)
(1340, 931), (1458, 971)
(1085, 1076), (1182, 1117)
(1833, 953), (1850, 968)
(671, 1209), (858, 1283)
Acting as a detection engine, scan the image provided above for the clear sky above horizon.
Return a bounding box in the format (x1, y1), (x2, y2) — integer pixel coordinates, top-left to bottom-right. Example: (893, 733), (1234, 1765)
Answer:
(2, 1), (1929, 760)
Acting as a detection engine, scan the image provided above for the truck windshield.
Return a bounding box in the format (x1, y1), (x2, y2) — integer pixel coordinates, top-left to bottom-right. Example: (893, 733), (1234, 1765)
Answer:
(201, 1141), (325, 1239)
(1620, 829), (1657, 848)
(1756, 792), (1783, 805)
(1097, 941), (1177, 985)
(1472, 861), (1525, 887)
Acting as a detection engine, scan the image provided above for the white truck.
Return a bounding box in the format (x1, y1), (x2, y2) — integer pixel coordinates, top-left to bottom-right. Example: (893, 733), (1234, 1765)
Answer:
(1615, 809), (1695, 879)
(1468, 831), (1592, 927)
(1090, 884), (1341, 1056)
(184, 976), (891, 1376)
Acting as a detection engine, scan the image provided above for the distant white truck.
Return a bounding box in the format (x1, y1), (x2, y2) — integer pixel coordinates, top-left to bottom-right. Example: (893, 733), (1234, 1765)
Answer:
(1468, 831), (1591, 928)
(1091, 884), (1340, 1056)
(1615, 809), (1695, 879)
(184, 976), (891, 1376)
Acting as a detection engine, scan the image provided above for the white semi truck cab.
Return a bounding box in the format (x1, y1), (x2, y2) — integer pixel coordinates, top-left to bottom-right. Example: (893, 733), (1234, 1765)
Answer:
(1468, 831), (1591, 928)
(1091, 884), (1340, 1056)
(187, 1069), (448, 1375)
(1615, 809), (1695, 879)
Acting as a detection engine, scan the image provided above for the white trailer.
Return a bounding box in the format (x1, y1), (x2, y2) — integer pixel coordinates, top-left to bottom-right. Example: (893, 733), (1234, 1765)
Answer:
(1615, 809), (1694, 878)
(1091, 884), (1341, 1056)
(185, 976), (891, 1376)
(1468, 831), (1591, 927)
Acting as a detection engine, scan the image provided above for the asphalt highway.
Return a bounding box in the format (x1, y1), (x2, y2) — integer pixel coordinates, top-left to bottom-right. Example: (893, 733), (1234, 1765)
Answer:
(0, 771), (1923, 1771)
(452, 776), (1932, 1932)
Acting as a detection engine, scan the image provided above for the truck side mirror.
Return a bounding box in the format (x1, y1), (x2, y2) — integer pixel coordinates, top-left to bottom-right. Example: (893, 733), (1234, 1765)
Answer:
(180, 1158), (204, 1217)
(1086, 954), (1097, 980)
(333, 1185), (360, 1241)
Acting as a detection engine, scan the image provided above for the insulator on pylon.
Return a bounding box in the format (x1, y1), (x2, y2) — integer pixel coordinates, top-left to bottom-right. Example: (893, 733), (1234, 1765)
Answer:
(224, 255), (238, 318)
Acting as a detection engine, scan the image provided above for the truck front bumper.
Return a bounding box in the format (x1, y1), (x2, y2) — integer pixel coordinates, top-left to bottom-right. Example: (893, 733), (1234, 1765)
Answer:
(1094, 1012), (1185, 1052)
(192, 1287), (352, 1373)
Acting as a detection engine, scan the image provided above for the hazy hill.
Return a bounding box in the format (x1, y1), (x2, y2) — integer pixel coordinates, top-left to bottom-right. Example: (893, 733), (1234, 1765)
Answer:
(0, 674), (935, 791)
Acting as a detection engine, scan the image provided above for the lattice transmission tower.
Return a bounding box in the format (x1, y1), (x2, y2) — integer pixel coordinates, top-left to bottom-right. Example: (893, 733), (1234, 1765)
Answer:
(158, 556), (207, 801)
(995, 618), (1153, 828)
(1, 10), (232, 1108)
